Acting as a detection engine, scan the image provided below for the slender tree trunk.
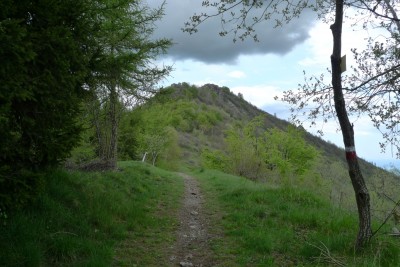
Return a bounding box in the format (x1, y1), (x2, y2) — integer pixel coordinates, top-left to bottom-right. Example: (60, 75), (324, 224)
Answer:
(142, 152), (148, 162)
(108, 85), (118, 169)
(96, 45), (119, 170)
(91, 99), (104, 158)
(152, 151), (158, 166)
(330, 0), (372, 250)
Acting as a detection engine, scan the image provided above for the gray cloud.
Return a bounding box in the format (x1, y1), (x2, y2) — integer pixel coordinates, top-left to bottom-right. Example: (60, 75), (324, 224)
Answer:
(149, 0), (318, 64)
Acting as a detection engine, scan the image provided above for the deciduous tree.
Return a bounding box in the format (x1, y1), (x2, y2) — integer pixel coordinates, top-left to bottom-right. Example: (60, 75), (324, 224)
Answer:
(265, 125), (318, 177)
(224, 116), (318, 181)
(183, 0), (399, 249)
(225, 122), (265, 179)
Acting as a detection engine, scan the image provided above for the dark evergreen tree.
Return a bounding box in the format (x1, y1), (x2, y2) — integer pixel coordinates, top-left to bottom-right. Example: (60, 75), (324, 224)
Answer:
(0, 0), (91, 209)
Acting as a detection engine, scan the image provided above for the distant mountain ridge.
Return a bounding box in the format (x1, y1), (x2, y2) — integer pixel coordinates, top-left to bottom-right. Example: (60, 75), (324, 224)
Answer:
(153, 82), (379, 177)
(133, 82), (399, 222)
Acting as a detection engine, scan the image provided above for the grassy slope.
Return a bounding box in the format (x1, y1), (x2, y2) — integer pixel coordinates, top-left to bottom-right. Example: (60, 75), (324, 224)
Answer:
(152, 84), (399, 222)
(2, 161), (399, 266)
(192, 169), (400, 266)
(0, 161), (183, 266)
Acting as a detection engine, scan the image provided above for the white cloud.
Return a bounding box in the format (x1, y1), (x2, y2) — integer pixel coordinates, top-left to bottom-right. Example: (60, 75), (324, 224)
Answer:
(227, 71), (246, 79)
(298, 22), (331, 68)
(230, 85), (284, 108)
(298, 11), (386, 71)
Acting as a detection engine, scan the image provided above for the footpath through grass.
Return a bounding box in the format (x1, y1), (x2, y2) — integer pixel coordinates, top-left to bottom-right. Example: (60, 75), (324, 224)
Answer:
(192, 169), (400, 266)
(0, 161), (183, 266)
(2, 162), (400, 266)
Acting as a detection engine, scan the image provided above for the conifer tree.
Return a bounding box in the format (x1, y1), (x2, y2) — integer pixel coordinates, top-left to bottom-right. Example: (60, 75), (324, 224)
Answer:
(86, 0), (171, 168)
(0, 0), (92, 208)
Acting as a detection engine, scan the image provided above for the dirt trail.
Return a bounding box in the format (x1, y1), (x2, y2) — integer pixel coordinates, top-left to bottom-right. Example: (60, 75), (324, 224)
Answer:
(169, 173), (214, 267)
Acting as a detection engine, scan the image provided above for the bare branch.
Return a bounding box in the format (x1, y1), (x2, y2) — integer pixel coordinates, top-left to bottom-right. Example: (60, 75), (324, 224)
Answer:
(372, 198), (400, 238)
(344, 63), (400, 92)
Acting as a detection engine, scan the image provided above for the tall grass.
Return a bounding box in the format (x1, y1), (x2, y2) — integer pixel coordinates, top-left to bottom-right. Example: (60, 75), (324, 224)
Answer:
(193, 169), (400, 266)
(0, 161), (183, 266)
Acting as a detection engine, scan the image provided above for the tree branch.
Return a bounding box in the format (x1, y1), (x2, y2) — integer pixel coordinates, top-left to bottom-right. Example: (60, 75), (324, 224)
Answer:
(344, 63), (400, 92)
(372, 198), (400, 238)
(356, 0), (400, 22)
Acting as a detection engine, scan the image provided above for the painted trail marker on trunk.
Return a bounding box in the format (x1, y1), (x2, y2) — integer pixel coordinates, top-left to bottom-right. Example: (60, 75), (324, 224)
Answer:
(341, 55), (346, 73)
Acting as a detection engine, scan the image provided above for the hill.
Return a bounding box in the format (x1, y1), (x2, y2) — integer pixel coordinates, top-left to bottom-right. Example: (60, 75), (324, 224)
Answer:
(141, 83), (377, 170)
(129, 82), (399, 219)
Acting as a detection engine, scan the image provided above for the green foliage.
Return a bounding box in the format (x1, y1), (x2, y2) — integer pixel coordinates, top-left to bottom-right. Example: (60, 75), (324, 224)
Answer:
(118, 112), (140, 161)
(0, 0), (93, 210)
(68, 140), (97, 165)
(223, 116), (319, 181)
(0, 0), (90, 165)
(183, 83), (199, 99)
(0, 169), (46, 213)
(66, 107), (98, 165)
(124, 92), (224, 166)
(0, 0), (171, 210)
(0, 162), (183, 266)
(225, 121), (266, 180)
(156, 127), (182, 170)
(265, 125), (319, 176)
(145, 87), (224, 133)
(84, 0), (172, 165)
(201, 148), (228, 171)
(0, 207), (7, 226)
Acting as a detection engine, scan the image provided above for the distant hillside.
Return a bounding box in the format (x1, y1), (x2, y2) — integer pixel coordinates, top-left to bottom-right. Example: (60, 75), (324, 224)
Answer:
(146, 82), (292, 166)
(132, 82), (399, 220)
(150, 83), (378, 174)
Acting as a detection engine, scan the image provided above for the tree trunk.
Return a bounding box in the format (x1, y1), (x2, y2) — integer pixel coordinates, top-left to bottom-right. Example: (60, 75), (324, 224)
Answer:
(91, 99), (104, 158)
(330, 0), (372, 250)
(107, 85), (118, 169)
(152, 151), (158, 166)
(142, 152), (148, 162)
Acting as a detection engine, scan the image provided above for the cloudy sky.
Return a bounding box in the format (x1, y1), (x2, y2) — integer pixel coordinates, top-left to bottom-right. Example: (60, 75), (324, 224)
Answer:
(148, 0), (398, 168)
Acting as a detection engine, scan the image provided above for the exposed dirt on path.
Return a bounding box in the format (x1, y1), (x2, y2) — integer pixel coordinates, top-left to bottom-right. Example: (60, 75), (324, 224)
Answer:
(169, 173), (215, 267)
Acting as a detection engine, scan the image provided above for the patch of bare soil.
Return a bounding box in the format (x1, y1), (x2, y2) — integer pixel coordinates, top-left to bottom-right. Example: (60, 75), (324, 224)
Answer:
(169, 173), (215, 267)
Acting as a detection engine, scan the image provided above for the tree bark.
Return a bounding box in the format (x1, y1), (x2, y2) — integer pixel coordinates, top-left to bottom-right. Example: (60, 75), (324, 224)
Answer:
(142, 152), (148, 162)
(152, 151), (158, 166)
(330, 0), (372, 250)
(108, 85), (118, 169)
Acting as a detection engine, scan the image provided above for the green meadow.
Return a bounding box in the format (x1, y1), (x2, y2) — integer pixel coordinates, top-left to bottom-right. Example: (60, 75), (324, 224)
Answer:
(2, 162), (400, 266)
